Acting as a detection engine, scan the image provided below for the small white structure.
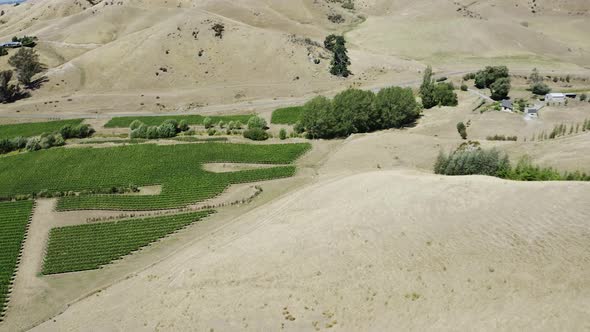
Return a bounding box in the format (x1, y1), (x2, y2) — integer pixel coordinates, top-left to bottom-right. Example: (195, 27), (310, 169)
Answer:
(501, 100), (513, 112)
(526, 108), (538, 118)
(0, 41), (22, 48)
(545, 93), (566, 103)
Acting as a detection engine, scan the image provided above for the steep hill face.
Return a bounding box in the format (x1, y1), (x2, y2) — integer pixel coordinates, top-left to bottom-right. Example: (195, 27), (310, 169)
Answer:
(0, 0), (587, 107)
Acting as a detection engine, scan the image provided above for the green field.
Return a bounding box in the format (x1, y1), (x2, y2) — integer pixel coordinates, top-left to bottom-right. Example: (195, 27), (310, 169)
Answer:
(43, 211), (214, 275)
(104, 114), (253, 128)
(0, 143), (311, 210)
(0, 119), (83, 140)
(0, 201), (34, 320)
(270, 106), (304, 125)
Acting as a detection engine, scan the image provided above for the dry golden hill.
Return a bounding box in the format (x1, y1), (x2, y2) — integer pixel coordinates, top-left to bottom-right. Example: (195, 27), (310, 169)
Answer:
(30, 170), (590, 331)
(0, 0), (588, 112)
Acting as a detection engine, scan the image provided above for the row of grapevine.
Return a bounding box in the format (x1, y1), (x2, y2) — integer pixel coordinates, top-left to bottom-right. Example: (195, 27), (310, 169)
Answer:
(0, 119), (83, 140)
(0, 143), (311, 207)
(104, 114), (252, 128)
(43, 210), (214, 275)
(0, 200), (34, 321)
(270, 106), (304, 125)
(56, 166), (297, 211)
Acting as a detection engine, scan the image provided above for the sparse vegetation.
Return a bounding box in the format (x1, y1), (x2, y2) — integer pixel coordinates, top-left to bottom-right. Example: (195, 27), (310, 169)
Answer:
(212, 23), (225, 39)
(105, 114), (251, 128)
(129, 119), (189, 139)
(486, 135), (517, 141)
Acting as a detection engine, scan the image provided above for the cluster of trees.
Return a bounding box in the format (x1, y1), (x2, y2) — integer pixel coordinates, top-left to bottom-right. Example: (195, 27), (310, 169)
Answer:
(464, 66), (511, 100)
(12, 35), (38, 47)
(434, 146), (590, 181)
(0, 123), (93, 155)
(528, 68), (551, 95)
(0, 48), (46, 103)
(243, 116), (269, 141)
(130, 119), (190, 139)
(298, 86), (421, 139)
(324, 35), (351, 77)
(420, 66), (458, 109)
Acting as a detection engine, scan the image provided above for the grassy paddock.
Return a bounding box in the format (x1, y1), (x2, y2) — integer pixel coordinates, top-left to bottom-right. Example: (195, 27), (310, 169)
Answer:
(105, 114), (253, 128)
(0, 119), (83, 140)
(0, 142), (311, 210)
(43, 210), (214, 275)
(271, 106), (304, 125)
(0, 201), (34, 320)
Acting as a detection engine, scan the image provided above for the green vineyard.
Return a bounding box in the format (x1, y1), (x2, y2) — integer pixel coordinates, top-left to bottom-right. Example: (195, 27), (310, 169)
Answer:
(0, 119), (83, 140)
(104, 114), (252, 128)
(0, 201), (34, 320)
(43, 211), (214, 275)
(270, 106), (304, 125)
(0, 142), (311, 210)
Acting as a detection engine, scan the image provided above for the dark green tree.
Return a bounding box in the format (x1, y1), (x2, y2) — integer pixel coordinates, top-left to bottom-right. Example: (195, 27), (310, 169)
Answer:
(301, 95), (336, 139)
(420, 65), (436, 109)
(0, 70), (23, 103)
(456, 122), (467, 139)
(332, 89), (374, 135)
(8, 48), (46, 87)
(434, 83), (458, 106)
(490, 77), (511, 100)
(373, 86), (421, 129)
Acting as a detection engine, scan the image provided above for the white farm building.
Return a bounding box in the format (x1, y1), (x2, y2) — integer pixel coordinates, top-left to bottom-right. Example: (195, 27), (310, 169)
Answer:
(545, 93), (566, 103)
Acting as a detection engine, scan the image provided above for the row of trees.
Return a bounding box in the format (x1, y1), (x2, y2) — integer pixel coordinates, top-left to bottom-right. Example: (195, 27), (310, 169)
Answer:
(434, 146), (590, 181)
(420, 66), (458, 109)
(0, 123), (94, 155)
(298, 86), (421, 139)
(130, 119), (190, 139)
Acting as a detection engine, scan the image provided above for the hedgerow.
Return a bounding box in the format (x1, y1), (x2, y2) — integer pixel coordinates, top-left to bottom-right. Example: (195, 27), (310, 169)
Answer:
(0, 143), (311, 210)
(43, 210), (214, 275)
(0, 200), (34, 320)
(105, 115), (252, 128)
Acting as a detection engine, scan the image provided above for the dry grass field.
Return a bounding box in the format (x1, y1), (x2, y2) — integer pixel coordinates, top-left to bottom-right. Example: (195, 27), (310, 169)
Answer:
(0, 0), (589, 331)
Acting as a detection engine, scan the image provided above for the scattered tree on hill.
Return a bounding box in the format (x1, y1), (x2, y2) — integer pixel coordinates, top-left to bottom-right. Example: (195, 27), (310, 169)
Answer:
(420, 66), (458, 108)
(325, 35), (351, 77)
(490, 77), (511, 100)
(420, 66), (436, 109)
(456, 122), (467, 140)
(434, 83), (458, 106)
(0, 70), (24, 103)
(212, 23), (225, 39)
(8, 48), (46, 87)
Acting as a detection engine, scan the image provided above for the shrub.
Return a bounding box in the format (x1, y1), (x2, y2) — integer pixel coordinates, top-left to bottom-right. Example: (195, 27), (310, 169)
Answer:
(158, 122), (177, 138)
(456, 122), (467, 139)
(460, 84), (468, 91)
(60, 124), (95, 139)
(434, 148), (510, 177)
(474, 66), (509, 89)
(243, 128), (269, 141)
(178, 120), (189, 132)
(207, 128), (217, 136)
(463, 73), (476, 81)
(531, 82), (551, 95)
(129, 120), (144, 130)
(490, 77), (511, 100)
(218, 120), (225, 129)
(580, 94), (587, 101)
(25, 137), (41, 151)
(234, 120), (243, 129)
(203, 117), (213, 129)
(434, 83), (458, 106)
(247, 116), (267, 130)
(227, 121), (235, 130)
(0, 48), (7, 57)
(279, 128), (287, 140)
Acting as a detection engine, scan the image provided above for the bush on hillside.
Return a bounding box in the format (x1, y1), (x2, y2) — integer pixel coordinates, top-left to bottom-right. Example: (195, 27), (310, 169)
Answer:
(243, 128), (269, 141)
(247, 116), (268, 130)
(531, 82), (551, 95)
